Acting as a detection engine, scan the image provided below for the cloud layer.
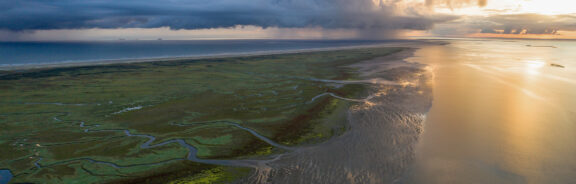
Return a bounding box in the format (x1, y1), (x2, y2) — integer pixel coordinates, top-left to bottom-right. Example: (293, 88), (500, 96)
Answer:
(426, 0), (487, 8)
(479, 14), (576, 34)
(431, 13), (576, 36)
(0, 0), (461, 32)
(8, 0), (572, 39)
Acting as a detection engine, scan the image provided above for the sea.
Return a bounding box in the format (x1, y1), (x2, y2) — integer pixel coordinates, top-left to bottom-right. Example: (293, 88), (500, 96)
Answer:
(406, 38), (576, 184)
(0, 40), (400, 66)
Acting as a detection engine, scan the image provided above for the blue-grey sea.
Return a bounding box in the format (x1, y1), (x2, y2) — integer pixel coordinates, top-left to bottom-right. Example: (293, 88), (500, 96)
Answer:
(0, 40), (399, 66)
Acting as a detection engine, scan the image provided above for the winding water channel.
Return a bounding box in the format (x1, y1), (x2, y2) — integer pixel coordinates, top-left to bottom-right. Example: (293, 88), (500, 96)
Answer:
(11, 76), (407, 184)
(2, 47), (431, 184)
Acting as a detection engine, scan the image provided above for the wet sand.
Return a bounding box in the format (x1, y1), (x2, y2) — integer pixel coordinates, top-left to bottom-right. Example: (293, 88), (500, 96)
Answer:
(405, 39), (576, 184)
(239, 48), (434, 183)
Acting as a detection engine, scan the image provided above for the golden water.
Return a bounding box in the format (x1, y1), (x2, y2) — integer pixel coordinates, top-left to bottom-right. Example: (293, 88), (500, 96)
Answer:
(408, 39), (576, 184)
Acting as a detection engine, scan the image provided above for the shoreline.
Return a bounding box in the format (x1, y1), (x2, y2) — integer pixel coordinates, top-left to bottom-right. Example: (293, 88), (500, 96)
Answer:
(0, 41), (425, 72)
(249, 46), (433, 183)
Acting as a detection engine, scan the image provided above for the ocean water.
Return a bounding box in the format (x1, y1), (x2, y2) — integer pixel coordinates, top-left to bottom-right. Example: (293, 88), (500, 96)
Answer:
(0, 40), (399, 66)
(406, 39), (576, 183)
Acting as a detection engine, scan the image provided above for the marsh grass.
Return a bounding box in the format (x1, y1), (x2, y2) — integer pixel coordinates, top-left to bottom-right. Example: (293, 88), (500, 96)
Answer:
(0, 47), (402, 183)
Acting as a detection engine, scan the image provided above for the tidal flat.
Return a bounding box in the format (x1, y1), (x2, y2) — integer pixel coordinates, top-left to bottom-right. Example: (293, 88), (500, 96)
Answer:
(0, 47), (407, 183)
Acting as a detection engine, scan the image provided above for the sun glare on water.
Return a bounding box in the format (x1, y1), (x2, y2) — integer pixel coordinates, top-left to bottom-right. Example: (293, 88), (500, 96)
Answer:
(524, 59), (546, 75)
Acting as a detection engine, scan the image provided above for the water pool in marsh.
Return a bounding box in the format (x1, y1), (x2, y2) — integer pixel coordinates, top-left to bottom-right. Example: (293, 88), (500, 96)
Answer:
(0, 170), (12, 184)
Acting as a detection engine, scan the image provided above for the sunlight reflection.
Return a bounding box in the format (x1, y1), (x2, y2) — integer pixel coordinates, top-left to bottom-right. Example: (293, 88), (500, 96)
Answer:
(524, 59), (546, 75)
(464, 64), (547, 101)
(412, 39), (576, 184)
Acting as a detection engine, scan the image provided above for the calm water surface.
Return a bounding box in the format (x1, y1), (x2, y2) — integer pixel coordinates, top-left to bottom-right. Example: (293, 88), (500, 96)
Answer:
(0, 40), (398, 65)
(407, 39), (576, 183)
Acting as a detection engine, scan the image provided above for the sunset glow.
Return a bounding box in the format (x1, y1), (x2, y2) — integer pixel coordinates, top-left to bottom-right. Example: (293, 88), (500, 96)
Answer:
(433, 0), (576, 15)
(1, 0), (576, 40)
(515, 0), (576, 15)
(426, 0), (576, 39)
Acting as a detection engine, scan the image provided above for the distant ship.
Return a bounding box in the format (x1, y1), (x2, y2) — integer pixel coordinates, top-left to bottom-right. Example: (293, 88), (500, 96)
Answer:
(526, 45), (557, 48)
(550, 63), (565, 68)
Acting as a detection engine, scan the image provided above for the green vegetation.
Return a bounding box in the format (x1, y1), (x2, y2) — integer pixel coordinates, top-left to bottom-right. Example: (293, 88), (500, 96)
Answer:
(167, 167), (250, 184)
(0, 47), (403, 183)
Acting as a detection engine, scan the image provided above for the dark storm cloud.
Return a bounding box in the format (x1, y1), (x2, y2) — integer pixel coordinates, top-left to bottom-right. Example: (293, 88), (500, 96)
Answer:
(0, 0), (458, 31)
(475, 14), (576, 34)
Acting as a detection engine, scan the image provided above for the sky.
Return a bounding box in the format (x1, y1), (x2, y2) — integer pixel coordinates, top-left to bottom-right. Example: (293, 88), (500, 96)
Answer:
(1, 0), (575, 41)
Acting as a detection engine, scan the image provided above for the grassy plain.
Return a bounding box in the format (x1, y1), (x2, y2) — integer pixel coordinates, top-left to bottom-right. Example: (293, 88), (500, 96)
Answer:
(0, 47), (402, 183)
